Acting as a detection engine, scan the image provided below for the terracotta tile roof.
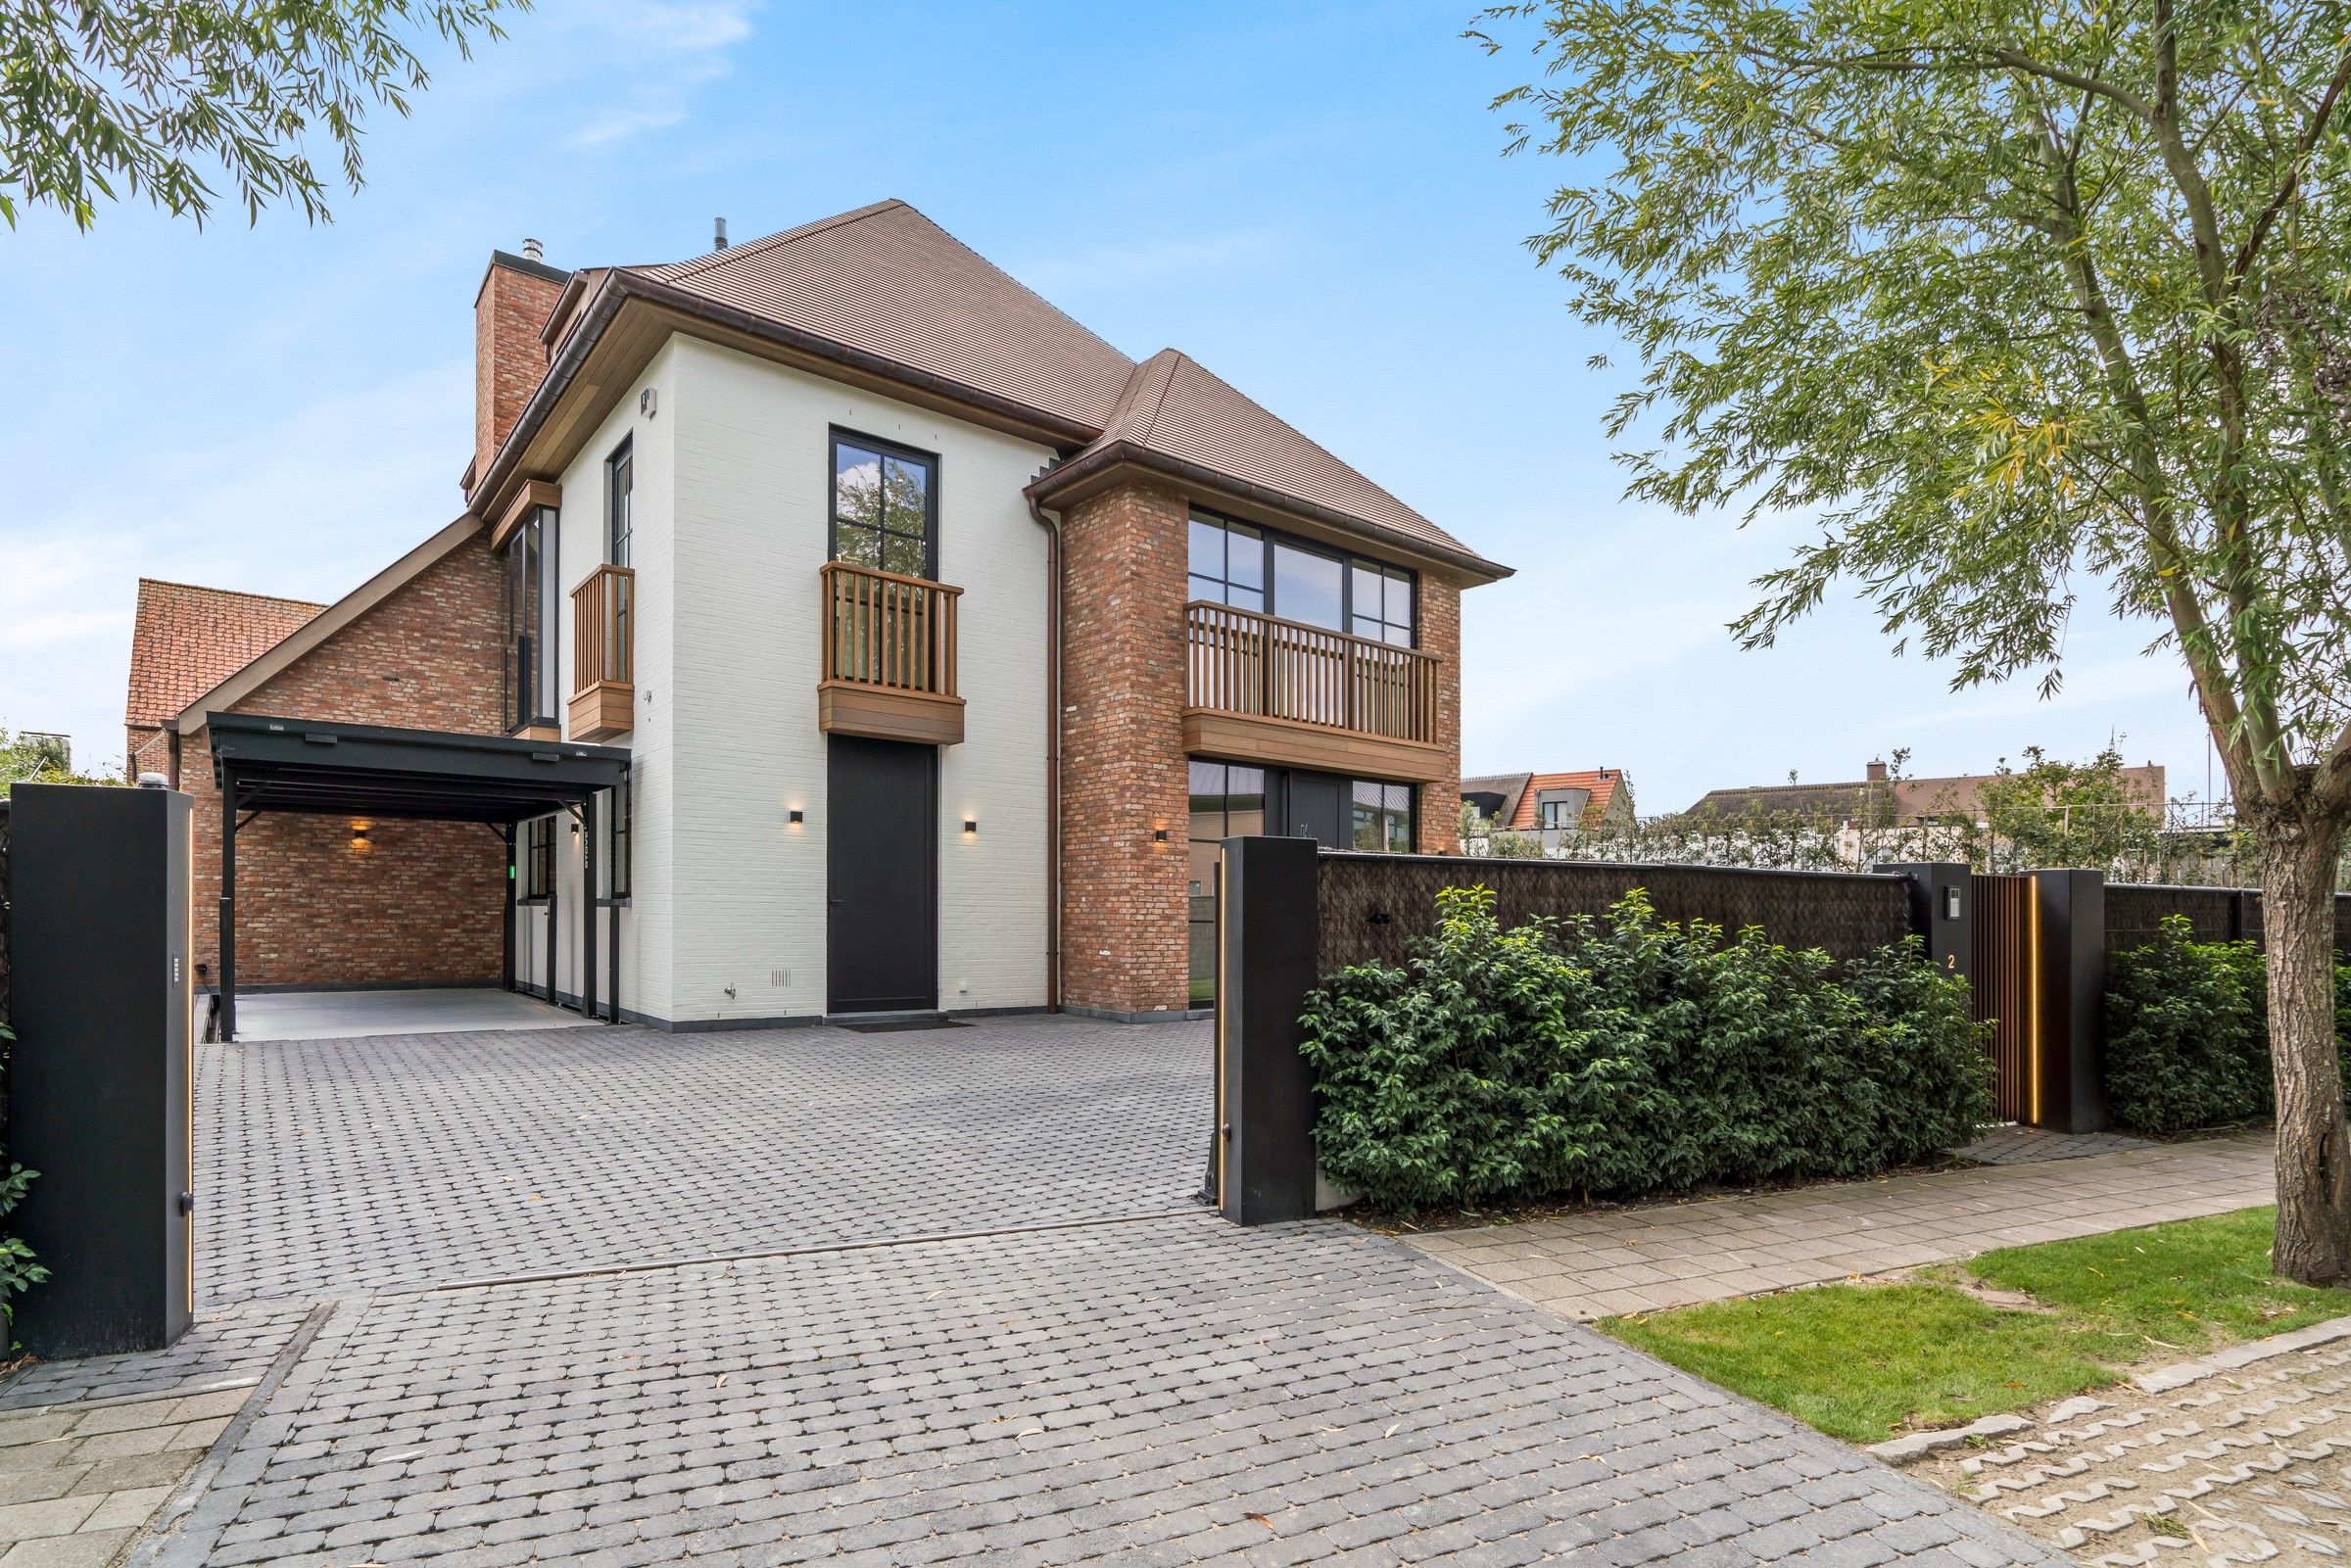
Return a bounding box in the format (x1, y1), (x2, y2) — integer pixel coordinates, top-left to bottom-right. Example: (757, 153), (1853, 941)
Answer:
(630, 201), (1138, 432)
(125, 579), (321, 729)
(1055, 350), (1489, 567)
(1505, 770), (1627, 831)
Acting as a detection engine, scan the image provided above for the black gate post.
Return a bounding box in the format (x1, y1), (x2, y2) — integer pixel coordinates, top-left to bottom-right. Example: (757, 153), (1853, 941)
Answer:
(1214, 835), (1321, 1225)
(581, 793), (599, 1024)
(9, 784), (195, 1356)
(1879, 862), (1974, 978)
(218, 764), (238, 1043)
(2031, 869), (2109, 1133)
(501, 824), (516, 993)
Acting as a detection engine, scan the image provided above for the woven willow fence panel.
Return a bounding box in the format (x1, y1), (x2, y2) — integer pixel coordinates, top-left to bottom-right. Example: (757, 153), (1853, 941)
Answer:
(2104, 882), (2351, 959)
(1316, 852), (1913, 974)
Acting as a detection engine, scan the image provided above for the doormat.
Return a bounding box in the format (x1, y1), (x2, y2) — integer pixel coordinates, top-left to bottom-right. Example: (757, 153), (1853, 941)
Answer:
(839, 1018), (970, 1033)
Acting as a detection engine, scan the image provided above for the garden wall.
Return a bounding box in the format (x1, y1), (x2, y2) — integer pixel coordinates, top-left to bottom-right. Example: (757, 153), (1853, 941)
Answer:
(2103, 882), (2351, 960)
(1317, 850), (1913, 970)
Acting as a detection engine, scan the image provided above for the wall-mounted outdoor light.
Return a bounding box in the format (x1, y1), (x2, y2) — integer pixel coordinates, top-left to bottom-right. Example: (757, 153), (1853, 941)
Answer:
(963, 818), (979, 836)
(1153, 828), (1169, 843)
(788, 808), (804, 827)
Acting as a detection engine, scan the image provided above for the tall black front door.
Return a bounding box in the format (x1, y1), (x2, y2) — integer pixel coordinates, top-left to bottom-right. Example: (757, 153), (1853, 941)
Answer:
(827, 736), (937, 1014)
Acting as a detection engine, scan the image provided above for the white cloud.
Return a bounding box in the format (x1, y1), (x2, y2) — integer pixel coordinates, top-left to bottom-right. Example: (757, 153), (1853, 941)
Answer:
(557, 0), (758, 147)
(573, 104), (691, 147)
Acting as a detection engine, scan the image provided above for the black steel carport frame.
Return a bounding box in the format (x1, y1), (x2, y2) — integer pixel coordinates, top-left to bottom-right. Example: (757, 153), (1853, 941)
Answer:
(206, 712), (632, 1041)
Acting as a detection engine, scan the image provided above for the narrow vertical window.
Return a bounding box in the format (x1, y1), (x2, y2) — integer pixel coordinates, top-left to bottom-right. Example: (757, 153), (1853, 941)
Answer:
(607, 439), (633, 568)
(523, 816), (555, 898)
(604, 770), (633, 901)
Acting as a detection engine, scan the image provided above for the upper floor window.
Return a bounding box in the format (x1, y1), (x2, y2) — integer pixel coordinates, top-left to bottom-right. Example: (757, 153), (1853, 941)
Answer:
(1535, 788), (1591, 830)
(606, 439), (633, 567)
(1187, 509), (1415, 644)
(831, 431), (935, 577)
(504, 507), (559, 731)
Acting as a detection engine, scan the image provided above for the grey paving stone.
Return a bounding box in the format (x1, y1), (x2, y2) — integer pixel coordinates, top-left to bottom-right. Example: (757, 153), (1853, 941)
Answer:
(193, 1014), (1213, 1307)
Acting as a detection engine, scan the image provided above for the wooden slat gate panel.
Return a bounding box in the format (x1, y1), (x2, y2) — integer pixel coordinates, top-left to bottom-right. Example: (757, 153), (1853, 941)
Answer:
(1970, 872), (2037, 1123)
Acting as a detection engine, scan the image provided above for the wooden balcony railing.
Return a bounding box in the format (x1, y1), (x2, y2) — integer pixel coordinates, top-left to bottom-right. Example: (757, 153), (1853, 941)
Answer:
(568, 564), (635, 741)
(818, 561), (965, 746)
(1184, 600), (1444, 778)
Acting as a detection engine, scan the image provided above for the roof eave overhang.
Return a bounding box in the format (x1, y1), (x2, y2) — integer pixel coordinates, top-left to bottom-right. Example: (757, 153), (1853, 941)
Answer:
(470, 270), (1102, 525)
(1026, 443), (1513, 585)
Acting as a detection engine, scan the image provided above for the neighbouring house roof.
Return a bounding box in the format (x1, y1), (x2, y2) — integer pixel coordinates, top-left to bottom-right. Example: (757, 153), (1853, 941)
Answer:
(1502, 770), (1630, 831)
(1031, 350), (1505, 577)
(485, 200), (1506, 582)
(1684, 765), (2168, 825)
(631, 201), (1138, 434)
(126, 580), (322, 730)
(1461, 772), (1534, 826)
(166, 515), (483, 734)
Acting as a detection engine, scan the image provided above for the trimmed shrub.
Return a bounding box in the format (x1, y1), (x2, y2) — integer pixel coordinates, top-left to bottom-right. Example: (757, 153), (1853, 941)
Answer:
(1300, 886), (1993, 1212)
(2104, 916), (2351, 1133)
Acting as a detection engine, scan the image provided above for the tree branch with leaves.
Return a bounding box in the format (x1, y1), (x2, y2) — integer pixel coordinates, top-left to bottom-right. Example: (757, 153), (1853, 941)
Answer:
(0, 0), (525, 230)
(1478, 0), (2351, 1278)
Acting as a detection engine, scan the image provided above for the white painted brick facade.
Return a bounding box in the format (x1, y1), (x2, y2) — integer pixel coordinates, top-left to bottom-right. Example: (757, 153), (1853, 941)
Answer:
(520, 334), (1050, 1025)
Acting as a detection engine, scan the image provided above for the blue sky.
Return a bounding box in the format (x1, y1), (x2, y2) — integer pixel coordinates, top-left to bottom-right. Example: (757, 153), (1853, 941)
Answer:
(0, 0), (2219, 814)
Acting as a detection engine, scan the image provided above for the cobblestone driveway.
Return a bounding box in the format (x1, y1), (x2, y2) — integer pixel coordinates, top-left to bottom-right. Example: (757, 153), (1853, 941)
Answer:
(1, 1014), (2071, 1564)
(157, 1215), (2055, 1567)
(199, 1015), (1213, 1306)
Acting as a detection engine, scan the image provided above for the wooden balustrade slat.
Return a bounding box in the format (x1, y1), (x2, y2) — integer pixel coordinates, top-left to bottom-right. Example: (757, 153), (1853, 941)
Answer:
(1183, 599), (1436, 745)
(819, 560), (961, 701)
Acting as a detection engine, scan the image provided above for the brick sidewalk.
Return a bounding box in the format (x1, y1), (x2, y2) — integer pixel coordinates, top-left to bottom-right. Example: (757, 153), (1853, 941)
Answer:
(1403, 1132), (2276, 1320)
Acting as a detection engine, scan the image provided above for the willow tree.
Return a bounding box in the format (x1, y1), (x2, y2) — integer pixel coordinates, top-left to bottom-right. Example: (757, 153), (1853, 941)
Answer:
(1478, 0), (2351, 1278)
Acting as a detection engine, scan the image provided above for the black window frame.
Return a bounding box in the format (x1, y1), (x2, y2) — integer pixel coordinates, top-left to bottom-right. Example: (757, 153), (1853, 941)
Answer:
(601, 769), (633, 903)
(1186, 507), (1415, 645)
(606, 438), (634, 568)
(828, 428), (939, 580)
(521, 815), (556, 902)
(1350, 779), (1416, 854)
(503, 506), (560, 734)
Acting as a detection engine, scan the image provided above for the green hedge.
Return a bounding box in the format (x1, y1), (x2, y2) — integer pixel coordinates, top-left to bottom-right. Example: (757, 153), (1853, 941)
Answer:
(1300, 886), (1994, 1212)
(2104, 916), (2351, 1133)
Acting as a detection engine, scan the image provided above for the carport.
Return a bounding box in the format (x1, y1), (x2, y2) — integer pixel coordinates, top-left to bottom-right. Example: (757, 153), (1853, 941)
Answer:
(207, 712), (632, 1041)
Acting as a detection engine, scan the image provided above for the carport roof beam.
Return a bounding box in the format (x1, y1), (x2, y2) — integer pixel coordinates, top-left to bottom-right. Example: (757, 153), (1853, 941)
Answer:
(205, 712), (629, 825)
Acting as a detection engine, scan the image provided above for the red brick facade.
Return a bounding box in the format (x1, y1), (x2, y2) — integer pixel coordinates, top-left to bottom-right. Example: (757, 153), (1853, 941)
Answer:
(186, 534), (510, 988)
(473, 259), (564, 488)
(1057, 481), (1195, 1018)
(1416, 575), (1463, 854)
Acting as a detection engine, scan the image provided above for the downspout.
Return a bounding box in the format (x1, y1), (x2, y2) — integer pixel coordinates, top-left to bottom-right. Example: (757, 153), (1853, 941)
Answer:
(1028, 494), (1063, 1012)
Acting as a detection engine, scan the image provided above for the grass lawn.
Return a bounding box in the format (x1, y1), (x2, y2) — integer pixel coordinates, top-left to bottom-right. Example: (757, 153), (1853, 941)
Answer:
(1604, 1206), (2351, 1444)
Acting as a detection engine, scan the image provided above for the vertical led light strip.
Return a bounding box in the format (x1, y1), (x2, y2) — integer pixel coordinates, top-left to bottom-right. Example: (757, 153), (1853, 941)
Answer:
(2027, 881), (2042, 1127)
(1214, 850), (1228, 1212)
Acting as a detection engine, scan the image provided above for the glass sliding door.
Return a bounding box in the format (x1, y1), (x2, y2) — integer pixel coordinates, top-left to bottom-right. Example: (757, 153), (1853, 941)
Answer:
(1187, 761), (1266, 1006)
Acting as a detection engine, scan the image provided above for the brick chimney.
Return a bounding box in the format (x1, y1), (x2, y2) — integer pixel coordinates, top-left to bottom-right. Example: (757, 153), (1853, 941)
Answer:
(473, 246), (570, 496)
(1865, 759), (1889, 783)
